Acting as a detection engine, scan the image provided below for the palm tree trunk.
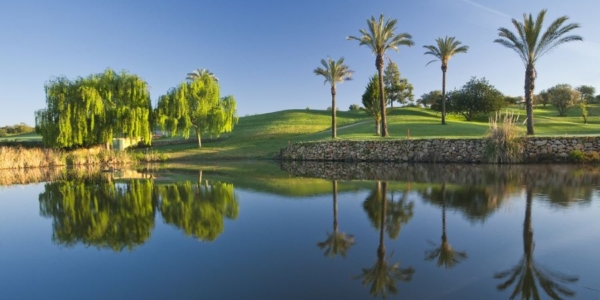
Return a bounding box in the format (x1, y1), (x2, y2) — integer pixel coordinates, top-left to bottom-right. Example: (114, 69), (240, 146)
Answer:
(333, 180), (338, 232)
(378, 181), (387, 258)
(376, 55), (388, 137)
(441, 65), (447, 125)
(525, 63), (536, 135)
(331, 85), (337, 138)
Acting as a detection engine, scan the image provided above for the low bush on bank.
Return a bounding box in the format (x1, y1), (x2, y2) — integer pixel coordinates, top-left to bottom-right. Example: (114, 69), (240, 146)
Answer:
(485, 111), (523, 164)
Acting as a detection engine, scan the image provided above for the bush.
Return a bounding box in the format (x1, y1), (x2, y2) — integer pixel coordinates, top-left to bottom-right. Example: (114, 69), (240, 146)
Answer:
(485, 110), (523, 163)
(349, 104), (361, 111)
(569, 150), (585, 163)
(0, 129), (7, 137)
(569, 150), (600, 163)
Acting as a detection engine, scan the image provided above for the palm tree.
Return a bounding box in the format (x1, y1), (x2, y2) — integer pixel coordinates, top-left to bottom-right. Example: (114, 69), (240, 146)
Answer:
(348, 14), (414, 137)
(423, 36), (469, 125)
(186, 68), (218, 82)
(424, 184), (467, 269)
(494, 187), (579, 299)
(494, 9), (582, 135)
(313, 57), (354, 138)
(317, 180), (356, 257)
(355, 182), (415, 298)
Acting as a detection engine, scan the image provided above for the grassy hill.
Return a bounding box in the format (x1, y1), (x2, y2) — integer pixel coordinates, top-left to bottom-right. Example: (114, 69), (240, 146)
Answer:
(4, 104), (600, 160)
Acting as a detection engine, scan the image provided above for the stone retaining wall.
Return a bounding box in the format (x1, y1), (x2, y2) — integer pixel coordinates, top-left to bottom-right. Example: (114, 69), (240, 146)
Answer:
(276, 137), (600, 163)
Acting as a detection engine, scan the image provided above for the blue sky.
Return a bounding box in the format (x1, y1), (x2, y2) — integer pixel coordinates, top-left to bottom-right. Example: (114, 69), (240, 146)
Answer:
(1, 0), (599, 126)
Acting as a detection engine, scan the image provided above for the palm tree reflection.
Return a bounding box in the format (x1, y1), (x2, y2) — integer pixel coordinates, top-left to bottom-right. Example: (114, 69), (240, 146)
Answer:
(317, 180), (356, 258)
(425, 183), (467, 269)
(494, 187), (579, 299)
(355, 181), (415, 299)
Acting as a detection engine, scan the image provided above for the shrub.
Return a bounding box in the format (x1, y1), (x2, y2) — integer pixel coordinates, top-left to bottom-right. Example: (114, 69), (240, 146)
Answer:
(569, 150), (585, 163)
(485, 110), (523, 163)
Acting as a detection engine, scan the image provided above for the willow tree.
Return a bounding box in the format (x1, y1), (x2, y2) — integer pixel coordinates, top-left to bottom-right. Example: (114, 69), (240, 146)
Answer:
(494, 9), (582, 135)
(35, 69), (153, 148)
(313, 57), (354, 138)
(156, 74), (237, 147)
(348, 14), (414, 137)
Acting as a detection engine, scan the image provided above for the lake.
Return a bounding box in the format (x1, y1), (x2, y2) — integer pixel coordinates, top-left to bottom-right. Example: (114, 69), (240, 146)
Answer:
(0, 162), (599, 300)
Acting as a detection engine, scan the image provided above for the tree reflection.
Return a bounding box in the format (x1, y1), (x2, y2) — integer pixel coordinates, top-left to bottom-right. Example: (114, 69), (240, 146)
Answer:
(355, 182), (415, 299)
(494, 187), (579, 299)
(424, 183), (467, 269)
(39, 176), (157, 251)
(317, 180), (356, 258)
(419, 184), (504, 223)
(157, 180), (239, 242)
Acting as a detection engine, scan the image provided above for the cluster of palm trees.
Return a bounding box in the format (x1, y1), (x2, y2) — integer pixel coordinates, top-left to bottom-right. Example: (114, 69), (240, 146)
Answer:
(314, 9), (582, 138)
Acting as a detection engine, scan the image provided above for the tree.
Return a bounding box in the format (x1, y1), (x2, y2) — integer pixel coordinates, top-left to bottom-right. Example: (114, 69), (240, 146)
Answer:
(313, 57), (354, 138)
(186, 68), (218, 82)
(495, 188), (579, 299)
(362, 75), (385, 135)
(418, 90), (442, 108)
(317, 181), (356, 258)
(384, 60), (414, 107)
(537, 90), (550, 107)
(495, 9), (583, 135)
(547, 84), (579, 116)
(449, 77), (505, 121)
(348, 14), (414, 137)
(576, 85), (595, 103)
(349, 104), (361, 111)
(35, 69), (153, 149)
(156, 74), (237, 148)
(424, 36), (469, 125)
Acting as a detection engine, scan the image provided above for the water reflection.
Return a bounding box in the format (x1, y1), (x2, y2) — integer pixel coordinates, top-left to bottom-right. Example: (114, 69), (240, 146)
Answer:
(38, 173), (238, 250)
(355, 182), (415, 299)
(157, 181), (238, 242)
(424, 183), (468, 269)
(38, 175), (157, 251)
(494, 188), (579, 299)
(317, 180), (356, 258)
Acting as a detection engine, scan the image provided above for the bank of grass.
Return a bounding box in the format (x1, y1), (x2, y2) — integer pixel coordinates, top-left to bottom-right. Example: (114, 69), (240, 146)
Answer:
(5, 104), (600, 162)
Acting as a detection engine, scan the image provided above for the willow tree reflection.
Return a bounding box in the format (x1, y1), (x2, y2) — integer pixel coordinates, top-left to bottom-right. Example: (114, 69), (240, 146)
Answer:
(494, 188), (579, 300)
(39, 177), (157, 251)
(157, 181), (238, 242)
(317, 180), (356, 258)
(424, 183), (467, 269)
(355, 182), (415, 299)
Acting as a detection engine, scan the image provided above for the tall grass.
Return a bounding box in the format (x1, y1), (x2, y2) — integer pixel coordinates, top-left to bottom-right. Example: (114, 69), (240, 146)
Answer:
(485, 111), (523, 164)
(0, 146), (134, 170)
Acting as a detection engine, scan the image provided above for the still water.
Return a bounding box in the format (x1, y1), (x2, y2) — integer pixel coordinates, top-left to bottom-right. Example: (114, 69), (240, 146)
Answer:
(0, 163), (599, 300)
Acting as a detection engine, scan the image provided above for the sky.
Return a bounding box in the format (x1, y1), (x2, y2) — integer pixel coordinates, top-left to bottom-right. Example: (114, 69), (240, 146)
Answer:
(1, 0), (599, 126)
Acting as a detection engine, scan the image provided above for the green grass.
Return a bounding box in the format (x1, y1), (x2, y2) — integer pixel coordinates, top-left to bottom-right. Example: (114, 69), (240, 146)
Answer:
(6, 104), (600, 160)
(0, 131), (41, 142)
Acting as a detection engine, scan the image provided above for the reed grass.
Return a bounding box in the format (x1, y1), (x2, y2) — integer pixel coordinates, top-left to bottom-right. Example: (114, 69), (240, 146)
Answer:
(0, 146), (135, 170)
(485, 110), (524, 164)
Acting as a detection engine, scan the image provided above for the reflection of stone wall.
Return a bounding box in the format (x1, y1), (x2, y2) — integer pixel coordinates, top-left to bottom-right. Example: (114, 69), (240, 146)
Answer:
(278, 161), (600, 188)
(276, 137), (600, 163)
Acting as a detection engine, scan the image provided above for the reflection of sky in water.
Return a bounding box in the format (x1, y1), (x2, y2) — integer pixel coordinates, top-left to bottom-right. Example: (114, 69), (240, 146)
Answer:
(0, 173), (598, 300)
